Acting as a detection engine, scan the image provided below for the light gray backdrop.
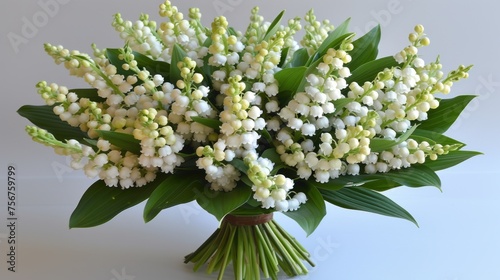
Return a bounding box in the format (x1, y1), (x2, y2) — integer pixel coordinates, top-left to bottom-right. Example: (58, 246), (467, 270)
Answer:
(0, 0), (498, 279)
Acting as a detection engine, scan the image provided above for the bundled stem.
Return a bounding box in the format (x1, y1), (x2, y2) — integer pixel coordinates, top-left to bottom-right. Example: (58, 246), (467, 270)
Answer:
(184, 213), (315, 280)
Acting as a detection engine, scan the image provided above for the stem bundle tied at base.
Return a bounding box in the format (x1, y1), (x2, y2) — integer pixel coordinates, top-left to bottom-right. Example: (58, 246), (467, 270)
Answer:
(184, 213), (315, 280)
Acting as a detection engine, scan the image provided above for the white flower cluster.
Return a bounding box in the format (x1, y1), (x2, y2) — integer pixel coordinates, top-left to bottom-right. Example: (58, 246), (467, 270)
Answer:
(245, 154), (307, 212)
(28, 1), (470, 212)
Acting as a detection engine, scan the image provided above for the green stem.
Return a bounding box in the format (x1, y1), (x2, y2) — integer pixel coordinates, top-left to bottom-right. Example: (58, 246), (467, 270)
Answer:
(207, 222), (232, 274)
(255, 224), (279, 274)
(217, 224), (237, 280)
(235, 226), (244, 280)
(245, 226), (260, 280)
(262, 222), (300, 276)
(193, 226), (227, 271)
(273, 221), (315, 267)
(184, 215), (313, 279)
(184, 228), (220, 263)
(268, 222), (308, 274)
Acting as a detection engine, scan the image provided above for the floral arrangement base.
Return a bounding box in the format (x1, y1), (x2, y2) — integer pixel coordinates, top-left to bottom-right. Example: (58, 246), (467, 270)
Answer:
(184, 213), (314, 280)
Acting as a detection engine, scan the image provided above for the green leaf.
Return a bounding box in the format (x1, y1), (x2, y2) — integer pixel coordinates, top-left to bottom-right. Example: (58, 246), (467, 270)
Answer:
(313, 175), (401, 192)
(306, 177), (346, 191)
(417, 95), (476, 134)
(321, 187), (418, 226)
(69, 174), (167, 228)
(261, 128), (273, 144)
(143, 172), (205, 222)
(307, 33), (353, 66)
(261, 148), (281, 166)
(332, 98), (355, 115)
(230, 158), (248, 173)
(283, 182), (327, 236)
(106, 48), (136, 76)
(346, 25), (381, 71)
(240, 174), (253, 188)
(261, 148), (286, 174)
(411, 129), (465, 147)
(95, 130), (141, 155)
(136, 52), (170, 77)
(356, 179), (401, 192)
(370, 125), (418, 153)
(297, 57), (323, 93)
(346, 56), (398, 86)
(312, 164), (440, 192)
(283, 48), (309, 68)
(191, 116), (222, 131)
(278, 47), (289, 68)
(312, 18), (351, 63)
(82, 138), (98, 149)
(423, 150), (482, 171)
(196, 182), (252, 221)
(17, 105), (87, 143)
(263, 10), (285, 41)
(369, 164), (441, 189)
(69, 88), (105, 102)
(274, 66), (307, 93)
(169, 43), (187, 84)
(227, 27), (238, 36)
(107, 48), (170, 77)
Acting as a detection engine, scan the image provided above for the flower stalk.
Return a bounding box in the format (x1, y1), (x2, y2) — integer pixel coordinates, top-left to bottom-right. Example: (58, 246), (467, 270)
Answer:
(184, 213), (314, 280)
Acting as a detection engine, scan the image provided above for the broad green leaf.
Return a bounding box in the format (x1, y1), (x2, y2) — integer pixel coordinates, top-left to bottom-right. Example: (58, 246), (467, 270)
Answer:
(322, 187), (418, 226)
(69, 88), (105, 102)
(278, 47), (289, 68)
(261, 148), (286, 174)
(346, 25), (381, 71)
(263, 10), (285, 41)
(423, 150), (482, 171)
(346, 56), (398, 86)
(312, 164), (439, 192)
(356, 178), (401, 192)
(134, 51), (170, 77)
(274, 66), (307, 93)
(261, 129), (273, 145)
(200, 38), (215, 86)
(370, 125), (418, 153)
(311, 18), (352, 64)
(307, 33), (353, 66)
(297, 57), (324, 93)
(191, 116), (222, 130)
(283, 48), (309, 68)
(69, 174), (167, 228)
(261, 148), (281, 166)
(143, 172), (205, 222)
(411, 129), (465, 147)
(197, 182), (252, 221)
(107, 48), (170, 77)
(240, 174), (253, 188)
(306, 177), (347, 191)
(170, 43), (187, 84)
(332, 98), (355, 115)
(368, 164), (441, 189)
(17, 105), (87, 143)
(106, 49), (136, 76)
(227, 27), (238, 36)
(82, 138), (98, 149)
(230, 158), (248, 173)
(417, 95), (476, 134)
(284, 182), (327, 236)
(312, 175), (401, 192)
(95, 130), (141, 155)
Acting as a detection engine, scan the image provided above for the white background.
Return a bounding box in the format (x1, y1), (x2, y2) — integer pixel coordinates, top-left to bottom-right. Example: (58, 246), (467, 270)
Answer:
(0, 0), (498, 279)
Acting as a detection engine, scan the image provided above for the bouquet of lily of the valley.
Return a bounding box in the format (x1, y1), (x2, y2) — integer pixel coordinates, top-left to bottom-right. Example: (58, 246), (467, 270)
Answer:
(18, 1), (480, 279)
